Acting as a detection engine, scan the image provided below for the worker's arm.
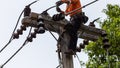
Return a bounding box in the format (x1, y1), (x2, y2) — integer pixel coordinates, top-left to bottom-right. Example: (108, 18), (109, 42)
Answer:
(56, 0), (68, 13)
(56, 0), (70, 6)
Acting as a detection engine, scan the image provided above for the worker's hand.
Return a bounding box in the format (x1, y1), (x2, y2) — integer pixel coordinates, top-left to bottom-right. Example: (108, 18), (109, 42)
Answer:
(56, 6), (62, 12)
(56, 1), (63, 6)
(52, 13), (65, 21)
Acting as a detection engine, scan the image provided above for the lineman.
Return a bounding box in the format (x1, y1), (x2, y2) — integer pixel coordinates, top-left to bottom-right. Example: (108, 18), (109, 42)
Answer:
(52, 0), (88, 55)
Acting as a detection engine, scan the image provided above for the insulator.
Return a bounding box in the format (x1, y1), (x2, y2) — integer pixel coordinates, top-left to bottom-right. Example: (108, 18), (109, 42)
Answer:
(37, 22), (45, 28)
(17, 29), (23, 35)
(31, 32), (37, 38)
(76, 47), (81, 52)
(83, 39), (89, 45)
(24, 6), (31, 17)
(101, 31), (107, 37)
(89, 22), (95, 27)
(20, 25), (26, 31)
(37, 27), (45, 34)
(34, 26), (45, 34)
(27, 37), (33, 42)
(79, 43), (85, 49)
(103, 42), (110, 49)
(13, 33), (19, 39)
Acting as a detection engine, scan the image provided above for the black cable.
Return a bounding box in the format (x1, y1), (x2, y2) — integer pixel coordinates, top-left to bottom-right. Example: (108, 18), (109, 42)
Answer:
(0, 10), (24, 53)
(46, 27), (63, 68)
(43, 21), (63, 68)
(56, 51), (62, 68)
(41, 5), (64, 41)
(44, 22), (66, 46)
(45, 24), (65, 68)
(41, 5), (56, 15)
(41, 5), (65, 42)
(0, 0), (39, 54)
(45, 26), (58, 42)
(76, 54), (83, 68)
(41, 5), (69, 43)
(1, 27), (32, 68)
(44, 6), (56, 12)
(28, 0), (39, 6)
(48, 24), (65, 43)
(92, 17), (100, 23)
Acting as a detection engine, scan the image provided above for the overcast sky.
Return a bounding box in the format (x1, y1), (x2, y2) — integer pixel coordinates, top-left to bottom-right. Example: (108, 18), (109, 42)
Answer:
(0, 0), (119, 68)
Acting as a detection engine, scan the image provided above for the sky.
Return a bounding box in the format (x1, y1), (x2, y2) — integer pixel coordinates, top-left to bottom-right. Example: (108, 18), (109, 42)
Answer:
(0, 0), (119, 68)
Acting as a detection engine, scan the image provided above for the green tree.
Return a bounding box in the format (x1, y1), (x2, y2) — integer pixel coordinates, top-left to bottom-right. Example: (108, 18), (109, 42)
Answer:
(85, 4), (120, 68)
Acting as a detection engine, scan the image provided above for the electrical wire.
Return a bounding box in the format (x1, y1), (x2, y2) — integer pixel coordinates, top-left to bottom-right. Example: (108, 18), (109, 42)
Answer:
(44, 6), (56, 12)
(56, 52), (63, 68)
(48, 23), (66, 43)
(40, 5), (65, 42)
(43, 5), (66, 42)
(28, 0), (40, 6)
(0, 0), (39, 67)
(40, 4), (66, 43)
(45, 25), (58, 42)
(43, 22), (63, 68)
(41, 0), (99, 43)
(1, 27), (32, 68)
(75, 54), (84, 68)
(41, 6), (71, 68)
(0, 10), (24, 54)
(46, 25), (64, 68)
(46, 26), (64, 68)
(0, 0), (40, 54)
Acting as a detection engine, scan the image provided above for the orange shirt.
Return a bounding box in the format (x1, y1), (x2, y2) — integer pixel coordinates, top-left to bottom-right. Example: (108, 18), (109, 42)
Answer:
(61, 0), (82, 16)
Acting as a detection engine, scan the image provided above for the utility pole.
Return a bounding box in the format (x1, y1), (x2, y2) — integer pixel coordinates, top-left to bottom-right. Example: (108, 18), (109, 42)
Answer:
(0, 1), (108, 68)
(40, 13), (74, 68)
(59, 29), (74, 68)
(22, 12), (106, 68)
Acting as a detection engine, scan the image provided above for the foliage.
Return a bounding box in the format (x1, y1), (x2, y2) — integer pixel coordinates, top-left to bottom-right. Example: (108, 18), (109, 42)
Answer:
(85, 4), (120, 68)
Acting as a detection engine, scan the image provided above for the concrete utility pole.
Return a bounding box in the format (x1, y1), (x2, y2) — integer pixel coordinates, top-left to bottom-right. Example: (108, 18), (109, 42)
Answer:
(22, 12), (105, 68)
(59, 28), (74, 68)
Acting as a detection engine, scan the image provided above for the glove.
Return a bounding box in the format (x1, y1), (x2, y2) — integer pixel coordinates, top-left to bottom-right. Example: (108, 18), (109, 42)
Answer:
(56, 6), (62, 12)
(56, 1), (63, 6)
(52, 13), (65, 21)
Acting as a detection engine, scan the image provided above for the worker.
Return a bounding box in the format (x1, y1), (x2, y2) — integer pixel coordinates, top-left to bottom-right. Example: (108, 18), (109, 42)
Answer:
(52, 0), (88, 55)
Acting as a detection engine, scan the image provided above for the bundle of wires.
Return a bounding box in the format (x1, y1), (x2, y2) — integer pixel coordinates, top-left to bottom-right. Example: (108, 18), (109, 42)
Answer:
(0, 0), (39, 68)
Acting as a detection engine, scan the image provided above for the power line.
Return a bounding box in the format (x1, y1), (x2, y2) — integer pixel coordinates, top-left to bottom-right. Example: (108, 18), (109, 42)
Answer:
(0, 0), (40, 54)
(0, 10), (24, 54)
(1, 27), (32, 68)
(76, 54), (84, 68)
(45, 24), (63, 68)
